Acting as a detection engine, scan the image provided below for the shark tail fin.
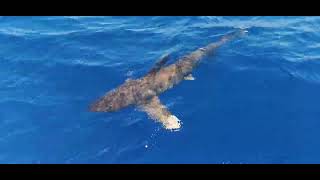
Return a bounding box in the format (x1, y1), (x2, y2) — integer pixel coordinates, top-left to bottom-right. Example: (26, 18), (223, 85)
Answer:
(197, 28), (248, 57)
(219, 28), (248, 44)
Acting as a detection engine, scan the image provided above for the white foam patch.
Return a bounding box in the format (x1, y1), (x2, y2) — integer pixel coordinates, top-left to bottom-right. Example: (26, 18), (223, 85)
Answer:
(126, 70), (134, 77)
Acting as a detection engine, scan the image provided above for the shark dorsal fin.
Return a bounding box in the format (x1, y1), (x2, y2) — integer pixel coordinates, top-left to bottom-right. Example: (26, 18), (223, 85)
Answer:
(148, 53), (170, 74)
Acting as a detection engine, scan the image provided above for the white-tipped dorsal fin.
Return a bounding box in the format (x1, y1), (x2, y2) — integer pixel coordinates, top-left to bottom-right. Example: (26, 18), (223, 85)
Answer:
(184, 74), (195, 81)
(137, 96), (181, 131)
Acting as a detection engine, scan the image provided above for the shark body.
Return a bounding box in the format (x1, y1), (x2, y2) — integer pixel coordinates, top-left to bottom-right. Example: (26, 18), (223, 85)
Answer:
(90, 29), (247, 130)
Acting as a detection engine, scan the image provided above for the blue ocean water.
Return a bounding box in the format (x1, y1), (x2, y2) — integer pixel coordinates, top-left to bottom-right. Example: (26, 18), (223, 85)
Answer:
(1, 16), (320, 164)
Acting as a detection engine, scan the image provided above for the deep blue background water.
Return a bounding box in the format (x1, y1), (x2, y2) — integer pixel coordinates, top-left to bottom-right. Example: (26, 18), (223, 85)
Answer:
(1, 16), (320, 164)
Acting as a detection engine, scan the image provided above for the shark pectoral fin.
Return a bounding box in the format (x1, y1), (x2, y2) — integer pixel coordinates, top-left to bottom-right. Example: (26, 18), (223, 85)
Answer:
(148, 53), (170, 74)
(138, 96), (181, 130)
(184, 74), (195, 81)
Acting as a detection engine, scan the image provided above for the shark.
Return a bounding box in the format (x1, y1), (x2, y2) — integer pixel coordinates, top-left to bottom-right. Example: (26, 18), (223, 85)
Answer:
(89, 29), (247, 130)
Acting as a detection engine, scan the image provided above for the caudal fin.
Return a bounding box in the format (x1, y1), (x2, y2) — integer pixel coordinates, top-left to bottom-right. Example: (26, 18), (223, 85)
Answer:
(199, 28), (248, 56)
(222, 28), (248, 41)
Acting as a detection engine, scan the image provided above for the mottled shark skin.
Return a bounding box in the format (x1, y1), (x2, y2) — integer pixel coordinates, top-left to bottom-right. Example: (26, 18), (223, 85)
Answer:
(89, 29), (247, 130)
